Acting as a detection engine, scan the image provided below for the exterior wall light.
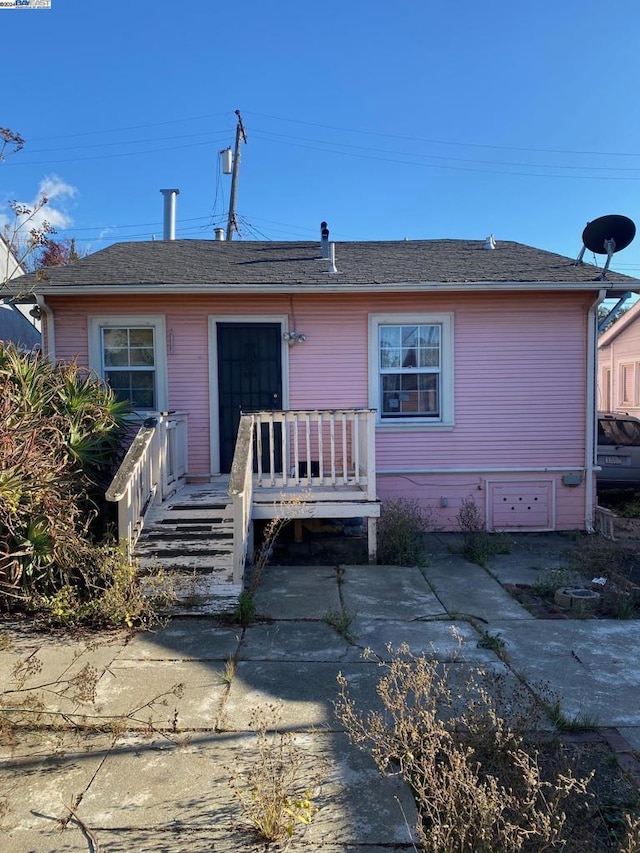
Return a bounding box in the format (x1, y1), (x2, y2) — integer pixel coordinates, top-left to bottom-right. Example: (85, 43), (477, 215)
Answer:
(282, 331), (306, 346)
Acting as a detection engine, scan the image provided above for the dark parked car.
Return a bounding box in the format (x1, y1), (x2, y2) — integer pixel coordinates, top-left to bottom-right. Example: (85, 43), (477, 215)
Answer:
(597, 412), (640, 488)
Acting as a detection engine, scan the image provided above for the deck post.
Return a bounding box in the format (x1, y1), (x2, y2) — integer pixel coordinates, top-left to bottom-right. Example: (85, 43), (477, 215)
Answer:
(367, 517), (377, 564)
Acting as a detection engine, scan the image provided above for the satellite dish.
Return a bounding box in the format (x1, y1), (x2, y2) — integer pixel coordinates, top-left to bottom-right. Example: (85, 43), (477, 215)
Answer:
(575, 214), (636, 278)
(582, 215), (636, 254)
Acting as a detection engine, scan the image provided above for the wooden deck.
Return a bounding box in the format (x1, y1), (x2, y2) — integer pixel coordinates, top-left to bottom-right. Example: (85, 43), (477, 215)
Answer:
(109, 409), (379, 612)
(133, 475), (379, 613)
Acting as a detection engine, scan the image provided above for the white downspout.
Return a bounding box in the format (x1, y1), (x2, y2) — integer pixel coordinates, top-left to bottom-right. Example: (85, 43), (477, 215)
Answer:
(585, 289), (606, 532)
(36, 295), (55, 361)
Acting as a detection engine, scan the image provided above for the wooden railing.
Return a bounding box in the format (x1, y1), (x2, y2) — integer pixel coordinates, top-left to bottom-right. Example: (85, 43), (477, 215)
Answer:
(106, 412), (188, 552)
(250, 408), (376, 496)
(228, 408), (377, 583)
(228, 414), (255, 584)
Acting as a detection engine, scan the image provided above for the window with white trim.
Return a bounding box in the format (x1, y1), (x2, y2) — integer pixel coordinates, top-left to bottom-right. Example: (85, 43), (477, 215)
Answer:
(89, 316), (167, 412)
(370, 313), (454, 425)
(620, 363), (635, 406)
(102, 327), (156, 408)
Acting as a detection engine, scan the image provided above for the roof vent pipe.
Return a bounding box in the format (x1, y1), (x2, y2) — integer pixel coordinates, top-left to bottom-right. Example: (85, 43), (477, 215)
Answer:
(484, 234), (496, 250)
(321, 221), (329, 259)
(160, 188), (180, 240)
(214, 228), (225, 241)
(328, 242), (338, 274)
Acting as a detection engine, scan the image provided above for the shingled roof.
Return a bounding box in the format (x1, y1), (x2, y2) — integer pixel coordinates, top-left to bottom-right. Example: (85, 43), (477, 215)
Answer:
(10, 238), (640, 293)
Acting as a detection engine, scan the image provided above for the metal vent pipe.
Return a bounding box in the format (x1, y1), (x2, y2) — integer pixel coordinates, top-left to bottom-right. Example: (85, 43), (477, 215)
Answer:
(160, 188), (180, 240)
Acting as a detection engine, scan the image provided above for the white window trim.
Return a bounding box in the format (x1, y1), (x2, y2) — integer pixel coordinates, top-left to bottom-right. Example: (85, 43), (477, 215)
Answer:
(88, 315), (168, 413)
(619, 362), (635, 406)
(368, 312), (454, 427)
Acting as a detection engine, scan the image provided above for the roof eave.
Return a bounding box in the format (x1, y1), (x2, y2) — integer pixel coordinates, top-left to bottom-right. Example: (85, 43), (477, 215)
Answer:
(27, 279), (617, 296)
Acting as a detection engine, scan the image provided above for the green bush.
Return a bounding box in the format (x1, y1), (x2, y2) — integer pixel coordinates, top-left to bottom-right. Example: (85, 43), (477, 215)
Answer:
(0, 344), (145, 625)
(377, 497), (430, 565)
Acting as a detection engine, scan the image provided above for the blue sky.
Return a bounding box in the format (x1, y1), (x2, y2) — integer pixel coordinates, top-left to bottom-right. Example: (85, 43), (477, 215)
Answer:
(3, 0), (640, 278)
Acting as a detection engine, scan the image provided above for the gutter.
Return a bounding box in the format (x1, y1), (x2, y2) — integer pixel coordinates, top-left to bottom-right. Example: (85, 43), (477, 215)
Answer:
(585, 290), (606, 532)
(28, 280), (625, 297)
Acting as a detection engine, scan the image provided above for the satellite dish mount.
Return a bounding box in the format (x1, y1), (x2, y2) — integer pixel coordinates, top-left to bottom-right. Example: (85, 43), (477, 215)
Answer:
(575, 214), (636, 280)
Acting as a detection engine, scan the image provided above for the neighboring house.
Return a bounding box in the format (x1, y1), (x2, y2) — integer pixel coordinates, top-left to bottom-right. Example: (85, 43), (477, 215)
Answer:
(9, 234), (639, 542)
(0, 235), (41, 350)
(598, 299), (640, 417)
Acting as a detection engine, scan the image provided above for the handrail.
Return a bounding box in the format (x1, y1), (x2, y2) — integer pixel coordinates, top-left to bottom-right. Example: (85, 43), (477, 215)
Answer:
(105, 412), (188, 554)
(229, 413), (255, 584)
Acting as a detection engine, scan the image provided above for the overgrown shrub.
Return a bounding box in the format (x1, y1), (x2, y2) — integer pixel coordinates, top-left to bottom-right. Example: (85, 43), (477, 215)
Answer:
(0, 344), (146, 624)
(377, 497), (429, 565)
(456, 495), (509, 567)
(336, 640), (639, 852)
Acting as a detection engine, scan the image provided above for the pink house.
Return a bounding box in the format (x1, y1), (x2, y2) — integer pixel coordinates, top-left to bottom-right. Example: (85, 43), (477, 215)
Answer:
(12, 230), (638, 575)
(598, 299), (640, 418)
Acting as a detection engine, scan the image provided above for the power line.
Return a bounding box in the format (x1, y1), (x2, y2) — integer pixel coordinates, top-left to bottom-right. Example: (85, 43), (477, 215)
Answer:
(3, 137), (231, 167)
(250, 133), (640, 181)
(252, 128), (640, 174)
(27, 111), (233, 142)
(246, 110), (640, 159)
(23, 128), (231, 154)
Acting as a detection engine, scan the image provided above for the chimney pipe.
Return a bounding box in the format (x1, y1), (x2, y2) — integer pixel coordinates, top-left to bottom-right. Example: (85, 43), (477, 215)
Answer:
(328, 242), (338, 274)
(214, 228), (225, 241)
(320, 221), (329, 259)
(160, 188), (180, 240)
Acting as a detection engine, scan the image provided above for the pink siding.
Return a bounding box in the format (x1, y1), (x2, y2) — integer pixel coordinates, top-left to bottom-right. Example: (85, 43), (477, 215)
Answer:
(47, 289), (593, 530)
(598, 309), (640, 418)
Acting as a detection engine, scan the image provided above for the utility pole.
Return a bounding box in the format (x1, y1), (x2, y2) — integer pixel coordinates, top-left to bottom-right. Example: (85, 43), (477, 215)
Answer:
(226, 110), (247, 241)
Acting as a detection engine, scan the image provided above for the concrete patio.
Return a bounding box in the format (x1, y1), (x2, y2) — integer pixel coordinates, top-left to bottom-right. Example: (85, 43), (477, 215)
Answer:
(2, 533), (640, 851)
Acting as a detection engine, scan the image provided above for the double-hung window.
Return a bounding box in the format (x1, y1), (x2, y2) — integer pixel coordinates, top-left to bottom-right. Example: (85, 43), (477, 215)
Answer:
(370, 313), (453, 425)
(89, 316), (167, 411)
(102, 327), (156, 408)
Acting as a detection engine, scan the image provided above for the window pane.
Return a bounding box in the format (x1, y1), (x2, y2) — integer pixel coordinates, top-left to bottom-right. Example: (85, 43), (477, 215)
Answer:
(130, 347), (155, 367)
(401, 326), (418, 347)
(381, 348), (401, 369)
(129, 328), (154, 347)
(103, 328), (129, 348)
(104, 347), (129, 367)
(607, 419), (640, 446)
(379, 326), (401, 348)
(105, 369), (155, 409)
(418, 347), (440, 368)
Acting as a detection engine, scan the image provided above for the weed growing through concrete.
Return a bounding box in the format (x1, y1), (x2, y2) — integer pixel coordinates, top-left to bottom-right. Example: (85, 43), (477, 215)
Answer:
(336, 639), (638, 852)
(477, 630), (509, 661)
(456, 496), (510, 568)
(229, 703), (328, 843)
(232, 590), (256, 627)
(546, 698), (599, 733)
(377, 497), (430, 565)
(325, 607), (357, 641)
(221, 657), (237, 685)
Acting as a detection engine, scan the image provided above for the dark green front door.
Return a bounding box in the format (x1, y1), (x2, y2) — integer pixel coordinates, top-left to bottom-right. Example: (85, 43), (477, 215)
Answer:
(217, 323), (283, 473)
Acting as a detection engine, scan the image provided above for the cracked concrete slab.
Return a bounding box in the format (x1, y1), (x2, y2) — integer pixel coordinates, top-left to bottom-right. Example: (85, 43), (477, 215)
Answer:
(340, 564), (446, 620)
(348, 617), (497, 662)
(120, 619), (243, 661)
(220, 661), (381, 731)
(491, 620), (640, 726)
(238, 620), (357, 662)
(252, 565), (341, 619)
(0, 731), (114, 834)
(424, 558), (535, 622)
(90, 659), (228, 729)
